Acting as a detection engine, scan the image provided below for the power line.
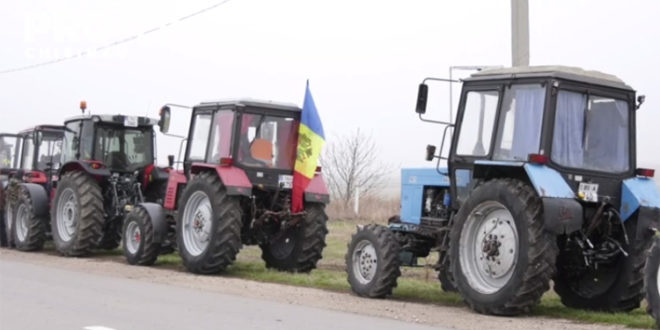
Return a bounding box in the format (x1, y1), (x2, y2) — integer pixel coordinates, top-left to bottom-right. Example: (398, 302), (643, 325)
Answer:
(0, 0), (233, 75)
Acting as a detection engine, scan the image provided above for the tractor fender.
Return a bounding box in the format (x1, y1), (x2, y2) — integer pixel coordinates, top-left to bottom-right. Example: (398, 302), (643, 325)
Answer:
(304, 173), (330, 204)
(59, 160), (111, 178)
(191, 163), (252, 197)
(620, 177), (660, 221)
(136, 202), (168, 244)
(19, 183), (49, 217)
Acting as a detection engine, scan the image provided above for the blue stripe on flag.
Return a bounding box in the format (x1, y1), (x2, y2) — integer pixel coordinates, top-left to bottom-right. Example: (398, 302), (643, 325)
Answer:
(301, 82), (325, 139)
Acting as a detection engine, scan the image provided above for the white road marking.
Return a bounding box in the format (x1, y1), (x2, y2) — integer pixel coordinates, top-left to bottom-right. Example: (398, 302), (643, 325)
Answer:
(83, 326), (116, 330)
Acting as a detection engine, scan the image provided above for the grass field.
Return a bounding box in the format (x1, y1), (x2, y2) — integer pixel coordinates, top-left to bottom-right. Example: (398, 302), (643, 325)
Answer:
(124, 220), (655, 329)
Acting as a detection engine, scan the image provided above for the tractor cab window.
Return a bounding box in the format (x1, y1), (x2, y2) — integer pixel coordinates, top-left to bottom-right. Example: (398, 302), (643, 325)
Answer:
(207, 110), (234, 163)
(35, 132), (63, 171)
(552, 91), (630, 172)
(0, 135), (19, 169)
(456, 90), (499, 156)
(94, 125), (153, 172)
(21, 136), (35, 170)
(493, 84), (546, 161)
(62, 122), (81, 163)
(237, 113), (299, 170)
(188, 113), (212, 161)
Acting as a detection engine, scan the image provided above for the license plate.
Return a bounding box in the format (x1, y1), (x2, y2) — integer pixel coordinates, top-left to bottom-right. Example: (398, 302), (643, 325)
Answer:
(578, 182), (599, 202)
(124, 116), (138, 127)
(278, 175), (293, 189)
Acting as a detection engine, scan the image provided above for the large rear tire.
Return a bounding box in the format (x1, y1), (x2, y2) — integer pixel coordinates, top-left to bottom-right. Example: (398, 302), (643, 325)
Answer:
(123, 206), (159, 266)
(13, 187), (46, 251)
(260, 203), (328, 273)
(346, 224), (401, 298)
(176, 172), (242, 274)
(51, 171), (104, 256)
(646, 236), (660, 328)
(450, 179), (556, 316)
(554, 216), (652, 312)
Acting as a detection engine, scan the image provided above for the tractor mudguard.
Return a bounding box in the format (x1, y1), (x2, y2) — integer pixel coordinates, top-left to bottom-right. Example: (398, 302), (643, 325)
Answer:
(304, 173), (330, 204)
(137, 202), (168, 243)
(541, 198), (583, 235)
(163, 170), (186, 210)
(19, 183), (49, 217)
(59, 160), (111, 178)
(620, 177), (660, 221)
(191, 163), (252, 197)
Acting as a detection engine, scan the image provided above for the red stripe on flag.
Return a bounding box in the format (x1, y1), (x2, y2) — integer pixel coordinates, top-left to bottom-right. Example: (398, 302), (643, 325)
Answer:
(291, 170), (311, 213)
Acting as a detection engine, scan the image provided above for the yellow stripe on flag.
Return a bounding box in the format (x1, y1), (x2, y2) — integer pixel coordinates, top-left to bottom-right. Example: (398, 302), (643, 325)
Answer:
(295, 123), (325, 179)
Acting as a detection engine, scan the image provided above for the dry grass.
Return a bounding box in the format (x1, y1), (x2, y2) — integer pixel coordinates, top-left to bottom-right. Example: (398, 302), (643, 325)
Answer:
(325, 196), (399, 223)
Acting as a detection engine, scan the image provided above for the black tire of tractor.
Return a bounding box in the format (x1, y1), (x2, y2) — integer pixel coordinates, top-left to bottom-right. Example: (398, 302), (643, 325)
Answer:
(260, 203), (328, 273)
(449, 179), (557, 316)
(97, 220), (122, 250)
(646, 236), (660, 328)
(176, 172), (242, 274)
(122, 206), (159, 266)
(438, 253), (458, 292)
(12, 187), (46, 251)
(3, 200), (15, 248)
(50, 171), (104, 257)
(0, 210), (6, 247)
(346, 224), (402, 298)
(554, 215), (653, 312)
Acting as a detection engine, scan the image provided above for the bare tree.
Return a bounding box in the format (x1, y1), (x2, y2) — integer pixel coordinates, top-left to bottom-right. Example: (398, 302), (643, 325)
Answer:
(322, 129), (390, 206)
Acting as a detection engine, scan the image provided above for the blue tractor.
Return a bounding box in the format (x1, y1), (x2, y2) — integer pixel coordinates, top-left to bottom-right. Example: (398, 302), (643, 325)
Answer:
(346, 66), (660, 315)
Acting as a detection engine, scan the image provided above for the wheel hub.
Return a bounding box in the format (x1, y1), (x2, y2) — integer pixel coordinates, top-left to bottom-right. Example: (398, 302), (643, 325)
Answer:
(352, 240), (378, 284)
(56, 188), (78, 242)
(181, 191), (212, 257)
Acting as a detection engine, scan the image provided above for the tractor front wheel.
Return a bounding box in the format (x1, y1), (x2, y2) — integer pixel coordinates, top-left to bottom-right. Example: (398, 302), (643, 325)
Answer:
(13, 187), (46, 251)
(260, 203), (328, 273)
(646, 236), (660, 328)
(346, 224), (401, 298)
(123, 206), (159, 266)
(176, 172), (242, 274)
(51, 171), (104, 256)
(449, 179), (556, 315)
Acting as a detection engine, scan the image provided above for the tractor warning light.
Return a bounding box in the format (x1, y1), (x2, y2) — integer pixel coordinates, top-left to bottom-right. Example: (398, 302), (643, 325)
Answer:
(528, 153), (549, 165)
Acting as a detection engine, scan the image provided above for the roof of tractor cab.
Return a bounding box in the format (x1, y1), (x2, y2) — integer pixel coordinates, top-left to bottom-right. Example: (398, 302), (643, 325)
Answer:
(198, 98), (301, 112)
(18, 125), (65, 135)
(65, 114), (159, 126)
(468, 65), (633, 91)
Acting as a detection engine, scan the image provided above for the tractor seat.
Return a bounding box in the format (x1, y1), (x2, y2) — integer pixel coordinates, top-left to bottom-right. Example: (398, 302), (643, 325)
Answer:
(250, 139), (273, 165)
(107, 151), (129, 169)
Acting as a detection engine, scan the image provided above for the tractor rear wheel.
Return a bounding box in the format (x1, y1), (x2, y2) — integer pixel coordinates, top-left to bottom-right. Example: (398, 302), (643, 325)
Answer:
(51, 171), (104, 256)
(260, 203), (328, 273)
(346, 224), (401, 298)
(554, 216), (652, 312)
(123, 206), (159, 266)
(13, 187), (46, 251)
(449, 179), (556, 315)
(4, 200), (15, 248)
(438, 252), (457, 292)
(176, 172), (242, 274)
(646, 236), (660, 328)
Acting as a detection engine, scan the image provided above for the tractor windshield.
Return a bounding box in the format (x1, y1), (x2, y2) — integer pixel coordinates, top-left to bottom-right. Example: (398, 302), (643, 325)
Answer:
(551, 91), (630, 172)
(36, 131), (63, 171)
(0, 135), (20, 169)
(94, 125), (154, 172)
(237, 113), (299, 170)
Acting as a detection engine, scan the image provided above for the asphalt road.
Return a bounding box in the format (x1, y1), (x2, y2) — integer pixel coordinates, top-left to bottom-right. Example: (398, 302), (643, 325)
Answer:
(0, 259), (450, 330)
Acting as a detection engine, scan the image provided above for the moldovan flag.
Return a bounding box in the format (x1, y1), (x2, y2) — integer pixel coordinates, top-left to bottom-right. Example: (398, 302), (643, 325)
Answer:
(292, 82), (325, 213)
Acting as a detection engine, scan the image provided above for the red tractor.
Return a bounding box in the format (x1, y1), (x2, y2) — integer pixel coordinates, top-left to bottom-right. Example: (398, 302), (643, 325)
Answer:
(47, 111), (168, 256)
(2, 126), (64, 250)
(121, 99), (329, 274)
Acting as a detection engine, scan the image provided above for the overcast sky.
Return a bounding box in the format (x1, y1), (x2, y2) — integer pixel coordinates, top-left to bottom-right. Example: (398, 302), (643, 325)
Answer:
(1, 0), (658, 192)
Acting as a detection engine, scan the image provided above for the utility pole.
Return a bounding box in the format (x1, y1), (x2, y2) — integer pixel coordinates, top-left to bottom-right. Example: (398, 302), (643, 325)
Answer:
(511, 0), (530, 67)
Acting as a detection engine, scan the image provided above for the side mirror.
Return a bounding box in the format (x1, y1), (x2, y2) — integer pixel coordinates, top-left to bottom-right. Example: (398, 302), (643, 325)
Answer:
(158, 106), (171, 133)
(636, 95), (646, 110)
(415, 84), (429, 114)
(425, 144), (436, 161)
(167, 155), (174, 168)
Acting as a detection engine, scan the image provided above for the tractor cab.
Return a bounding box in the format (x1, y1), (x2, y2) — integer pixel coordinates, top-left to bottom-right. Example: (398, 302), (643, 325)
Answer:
(15, 125), (64, 183)
(162, 99), (302, 191)
(61, 114), (157, 174)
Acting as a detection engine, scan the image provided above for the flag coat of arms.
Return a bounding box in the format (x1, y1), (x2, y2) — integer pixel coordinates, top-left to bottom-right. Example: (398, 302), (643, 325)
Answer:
(292, 82), (325, 213)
